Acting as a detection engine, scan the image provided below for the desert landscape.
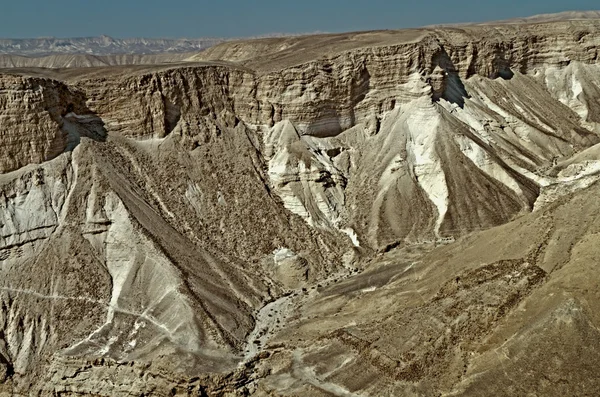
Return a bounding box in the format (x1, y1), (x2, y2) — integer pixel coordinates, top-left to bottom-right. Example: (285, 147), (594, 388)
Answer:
(1, 10), (600, 396)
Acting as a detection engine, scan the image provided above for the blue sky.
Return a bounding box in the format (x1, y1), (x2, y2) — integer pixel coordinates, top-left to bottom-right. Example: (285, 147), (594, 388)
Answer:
(2, 0), (599, 38)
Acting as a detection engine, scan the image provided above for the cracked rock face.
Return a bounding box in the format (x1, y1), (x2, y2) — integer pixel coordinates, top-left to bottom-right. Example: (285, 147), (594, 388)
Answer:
(0, 76), (98, 173)
(2, 14), (600, 396)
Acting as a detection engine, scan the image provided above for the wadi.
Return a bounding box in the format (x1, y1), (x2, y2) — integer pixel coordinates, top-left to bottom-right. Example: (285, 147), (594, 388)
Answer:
(1, 11), (600, 396)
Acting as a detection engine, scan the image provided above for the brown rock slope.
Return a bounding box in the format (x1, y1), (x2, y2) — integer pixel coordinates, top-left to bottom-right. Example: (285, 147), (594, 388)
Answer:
(0, 75), (106, 173)
(255, 173), (600, 396)
(1, 14), (600, 396)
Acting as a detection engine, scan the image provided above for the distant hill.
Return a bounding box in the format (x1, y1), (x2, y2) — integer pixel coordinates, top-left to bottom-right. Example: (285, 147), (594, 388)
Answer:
(0, 35), (224, 56)
(484, 10), (600, 24)
(423, 10), (600, 28)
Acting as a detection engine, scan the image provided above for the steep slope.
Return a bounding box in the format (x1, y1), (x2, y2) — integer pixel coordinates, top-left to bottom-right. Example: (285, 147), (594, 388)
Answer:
(251, 177), (600, 396)
(1, 16), (600, 396)
(66, 20), (600, 249)
(0, 73), (349, 395)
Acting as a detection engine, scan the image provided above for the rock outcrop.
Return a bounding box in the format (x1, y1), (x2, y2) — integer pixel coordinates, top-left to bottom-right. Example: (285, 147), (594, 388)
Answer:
(2, 15), (600, 396)
(0, 75), (106, 173)
(60, 20), (600, 247)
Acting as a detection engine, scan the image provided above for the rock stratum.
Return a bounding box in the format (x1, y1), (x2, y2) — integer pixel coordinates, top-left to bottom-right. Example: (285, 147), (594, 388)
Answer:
(1, 14), (600, 396)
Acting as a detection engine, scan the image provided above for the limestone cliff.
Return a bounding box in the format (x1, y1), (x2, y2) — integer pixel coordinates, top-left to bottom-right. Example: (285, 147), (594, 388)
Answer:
(0, 75), (104, 173)
(2, 16), (600, 396)
(64, 20), (600, 247)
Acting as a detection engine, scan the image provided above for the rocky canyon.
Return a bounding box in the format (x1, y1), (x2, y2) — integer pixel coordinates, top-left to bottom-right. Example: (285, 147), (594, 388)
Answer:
(1, 12), (600, 396)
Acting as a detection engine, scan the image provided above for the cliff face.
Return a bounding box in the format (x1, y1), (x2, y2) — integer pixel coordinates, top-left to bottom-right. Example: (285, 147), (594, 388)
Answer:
(2, 17), (600, 396)
(68, 21), (600, 248)
(72, 20), (600, 138)
(0, 76), (92, 173)
(71, 20), (600, 138)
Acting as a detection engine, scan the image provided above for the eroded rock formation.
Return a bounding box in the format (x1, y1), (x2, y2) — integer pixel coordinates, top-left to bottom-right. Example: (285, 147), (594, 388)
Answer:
(2, 14), (600, 396)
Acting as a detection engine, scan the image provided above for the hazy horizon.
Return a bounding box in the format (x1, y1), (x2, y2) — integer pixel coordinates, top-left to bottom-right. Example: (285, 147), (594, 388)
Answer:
(1, 1), (599, 39)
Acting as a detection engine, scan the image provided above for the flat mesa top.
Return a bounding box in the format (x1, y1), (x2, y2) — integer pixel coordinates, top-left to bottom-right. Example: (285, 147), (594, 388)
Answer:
(0, 13), (599, 79)
(0, 60), (251, 82)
